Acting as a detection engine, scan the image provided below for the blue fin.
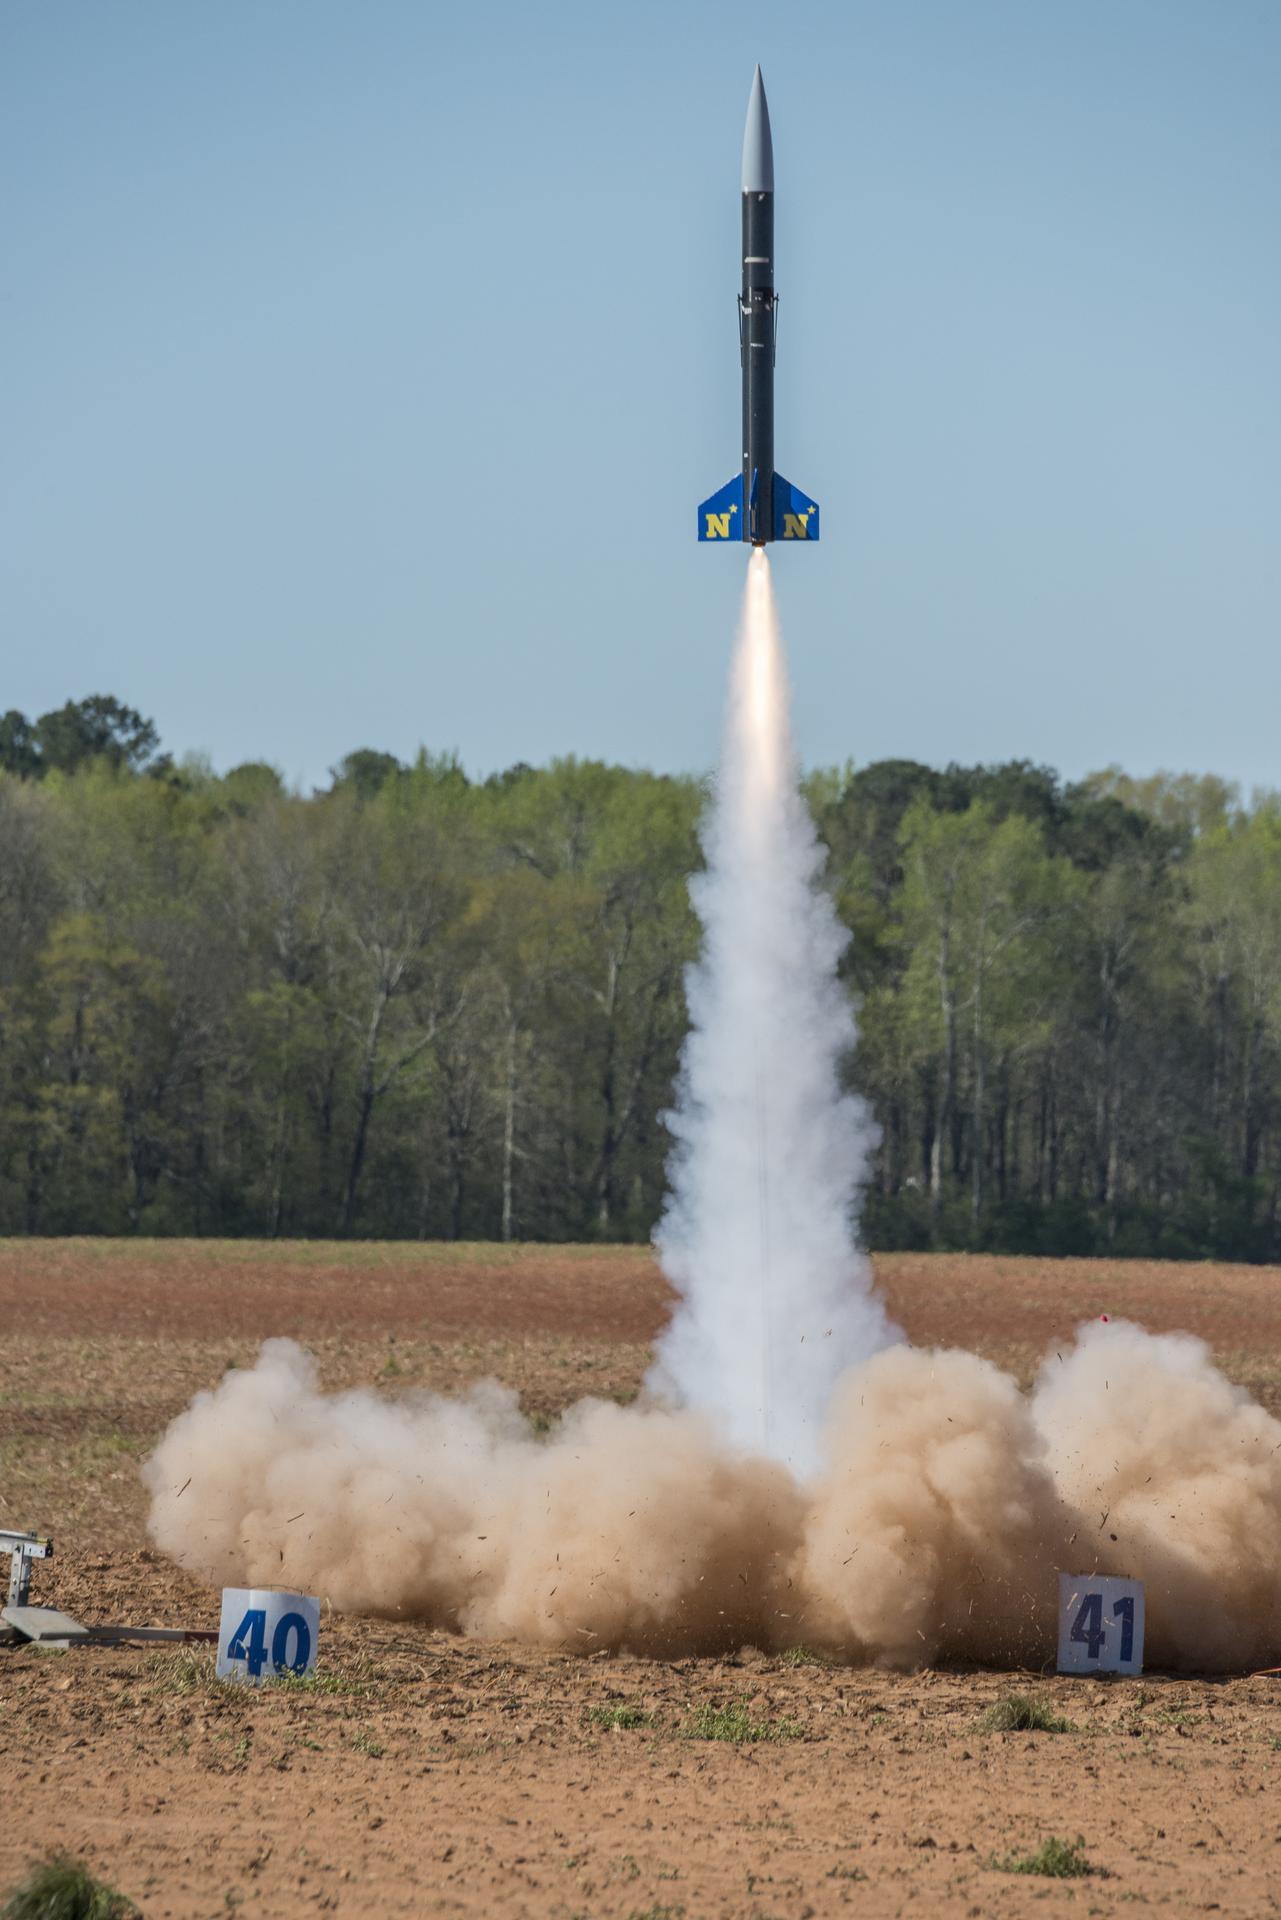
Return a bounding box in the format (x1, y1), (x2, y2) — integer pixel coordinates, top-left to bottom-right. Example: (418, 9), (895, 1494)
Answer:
(697, 474), (744, 542)
(772, 473), (820, 541)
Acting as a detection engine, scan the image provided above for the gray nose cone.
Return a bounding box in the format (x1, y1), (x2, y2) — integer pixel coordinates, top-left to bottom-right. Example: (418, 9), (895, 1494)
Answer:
(741, 64), (774, 193)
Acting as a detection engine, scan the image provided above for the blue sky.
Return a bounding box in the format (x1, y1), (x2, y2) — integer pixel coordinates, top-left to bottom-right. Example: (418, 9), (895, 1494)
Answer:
(4, 1), (1278, 791)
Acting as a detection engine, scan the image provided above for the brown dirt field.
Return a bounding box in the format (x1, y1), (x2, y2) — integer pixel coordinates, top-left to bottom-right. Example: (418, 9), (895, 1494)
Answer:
(3, 1239), (1281, 1918)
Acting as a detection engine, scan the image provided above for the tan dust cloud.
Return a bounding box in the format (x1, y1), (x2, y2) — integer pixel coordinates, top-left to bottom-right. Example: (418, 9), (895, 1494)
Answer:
(144, 1340), (804, 1658)
(793, 1345), (1072, 1667)
(144, 1318), (1281, 1671)
(1033, 1318), (1281, 1670)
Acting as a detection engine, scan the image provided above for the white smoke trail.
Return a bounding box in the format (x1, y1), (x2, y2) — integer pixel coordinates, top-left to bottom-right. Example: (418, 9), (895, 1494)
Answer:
(649, 551), (896, 1469)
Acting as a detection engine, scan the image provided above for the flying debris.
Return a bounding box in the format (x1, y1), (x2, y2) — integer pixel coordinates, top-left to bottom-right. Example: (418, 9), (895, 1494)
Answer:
(698, 66), (820, 547)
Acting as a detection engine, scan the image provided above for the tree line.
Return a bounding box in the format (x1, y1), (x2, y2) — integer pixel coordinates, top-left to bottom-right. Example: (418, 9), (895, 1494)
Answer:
(2, 696), (1280, 1257)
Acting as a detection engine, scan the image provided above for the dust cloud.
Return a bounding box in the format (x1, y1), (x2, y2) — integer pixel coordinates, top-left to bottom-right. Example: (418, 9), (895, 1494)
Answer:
(143, 556), (1281, 1670)
(144, 1319), (1281, 1669)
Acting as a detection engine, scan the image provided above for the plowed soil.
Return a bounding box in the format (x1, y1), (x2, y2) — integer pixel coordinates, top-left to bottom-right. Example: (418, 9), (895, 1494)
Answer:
(3, 1239), (1281, 1918)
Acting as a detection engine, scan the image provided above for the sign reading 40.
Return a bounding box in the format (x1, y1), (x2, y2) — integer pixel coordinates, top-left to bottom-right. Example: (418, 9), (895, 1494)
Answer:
(216, 1587), (321, 1687)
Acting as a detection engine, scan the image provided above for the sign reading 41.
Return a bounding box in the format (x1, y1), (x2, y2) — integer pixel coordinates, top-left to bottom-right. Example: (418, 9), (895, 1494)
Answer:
(1056, 1574), (1145, 1675)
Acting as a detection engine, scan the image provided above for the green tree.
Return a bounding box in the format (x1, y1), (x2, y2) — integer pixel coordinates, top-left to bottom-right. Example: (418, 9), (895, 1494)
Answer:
(1185, 814), (1281, 1179)
(327, 777), (470, 1232)
(34, 695), (163, 776)
(898, 800), (1078, 1228)
(500, 760), (699, 1234)
(329, 748), (405, 800)
(33, 914), (178, 1230)
(0, 710), (38, 778)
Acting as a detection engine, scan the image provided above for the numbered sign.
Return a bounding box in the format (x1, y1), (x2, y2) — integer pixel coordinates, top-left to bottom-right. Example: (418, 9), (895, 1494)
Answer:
(217, 1588), (320, 1686)
(1057, 1574), (1144, 1676)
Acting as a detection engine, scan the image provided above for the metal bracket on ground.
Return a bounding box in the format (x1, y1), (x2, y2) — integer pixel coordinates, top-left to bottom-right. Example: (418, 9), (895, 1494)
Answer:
(2, 1527), (53, 1608)
(2, 1524), (217, 1649)
(2, 1604), (218, 1648)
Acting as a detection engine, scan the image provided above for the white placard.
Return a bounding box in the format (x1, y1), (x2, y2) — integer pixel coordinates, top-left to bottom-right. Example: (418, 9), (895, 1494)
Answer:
(1057, 1573), (1144, 1675)
(217, 1587), (320, 1686)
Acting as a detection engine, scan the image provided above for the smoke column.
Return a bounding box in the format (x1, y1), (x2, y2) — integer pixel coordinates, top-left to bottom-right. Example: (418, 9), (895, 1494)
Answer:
(650, 550), (895, 1469)
(143, 556), (1281, 1671)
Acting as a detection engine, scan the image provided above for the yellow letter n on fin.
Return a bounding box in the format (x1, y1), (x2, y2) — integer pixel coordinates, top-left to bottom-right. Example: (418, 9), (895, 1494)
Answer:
(705, 512), (733, 539)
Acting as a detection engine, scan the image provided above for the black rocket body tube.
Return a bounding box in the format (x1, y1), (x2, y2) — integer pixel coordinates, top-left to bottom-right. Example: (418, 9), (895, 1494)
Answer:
(741, 117), (776, 544)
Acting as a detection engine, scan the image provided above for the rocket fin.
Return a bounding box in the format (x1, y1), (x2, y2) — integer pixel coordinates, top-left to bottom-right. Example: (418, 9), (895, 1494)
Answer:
(772, 473), (820, 541)
(697, 474), (745, 542)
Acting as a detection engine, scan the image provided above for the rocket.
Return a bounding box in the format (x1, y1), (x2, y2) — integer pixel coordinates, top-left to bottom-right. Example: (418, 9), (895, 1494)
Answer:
(698, 67), (819, 546)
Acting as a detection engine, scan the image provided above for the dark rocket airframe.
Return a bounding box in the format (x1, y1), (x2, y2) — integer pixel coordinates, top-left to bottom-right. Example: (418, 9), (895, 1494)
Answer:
(698, 67), (819, 546)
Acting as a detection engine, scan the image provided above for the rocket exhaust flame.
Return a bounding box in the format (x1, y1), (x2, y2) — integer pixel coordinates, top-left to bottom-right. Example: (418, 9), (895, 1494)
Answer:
(144, 552), (1281, 1671)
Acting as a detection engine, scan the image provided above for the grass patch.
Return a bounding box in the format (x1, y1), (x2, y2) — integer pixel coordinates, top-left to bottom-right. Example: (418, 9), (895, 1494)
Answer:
(585, 1703), (654, 1731)
(1153, 1705), (1199, 1729)
(990, 1836), (1097, 1879)
(684, 1699), (805, 1743)
(1, 1854), (139, 1919)
(979, 1693), (1076, 1734)
(265, 1660), (378, 1696)
(351, 1728), (384, 1757)
(145, 1646), (228, 1696)
(55, 1430), (141, 1477)
(777, 1644), (832, 1668)
(627, 1907), (685, 1920)
(146, 1647), (376, 1698)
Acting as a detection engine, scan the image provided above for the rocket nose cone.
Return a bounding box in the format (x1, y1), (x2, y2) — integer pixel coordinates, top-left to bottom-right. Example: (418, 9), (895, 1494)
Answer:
(741, 65), (774, 193)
